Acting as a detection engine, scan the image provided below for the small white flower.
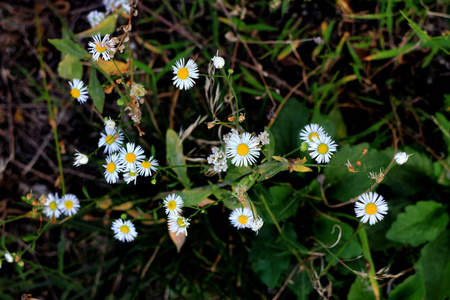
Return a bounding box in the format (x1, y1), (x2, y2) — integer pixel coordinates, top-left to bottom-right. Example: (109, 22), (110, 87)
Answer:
(308, 135), (338, 164)
(211, 50), (225, 69)
(103, 153), (124, 184)
(256, 131), (270, 146)
(163, 194), (184, 216)
(222, 129), (240, 143)
(226, 132), (261, 167)
(137, 156), (159, 177)
(104, 117), (116, 130)
(168, 215), (190, 236)
(300, 124), (327, 144)
(172, 58), (199, 90)
(68, 79), (89, 104)
(118, 143), (146, 170)
(229, 207), (254, 229)
(73, 150), (89, 167)
(250, 216), (264, 234)
(88, 33), (115, 61)
(394, 152), (412, 165)
(87, 10), (106, 28)
(43, 193), (61, 218)
(111, 219), (138, 242)
(354, 192), (388, 225)
(207, 147), (228, 173)
(123, 168), (139, 185)
(58, 194), (80, 216)
(98, 128), (124, 154)
(4, 252), (13, 263)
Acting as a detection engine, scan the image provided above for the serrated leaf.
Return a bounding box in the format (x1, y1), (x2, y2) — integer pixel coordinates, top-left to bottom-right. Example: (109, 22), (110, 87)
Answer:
(386, 201), (449, 247)
(388, 273), (425, 300)
(89, 68), (105, 113)
(166, 129), (191, 188)
(48, 38), (87, 59)
(76, 14), (118, 39)
(57, 54), (83, 80)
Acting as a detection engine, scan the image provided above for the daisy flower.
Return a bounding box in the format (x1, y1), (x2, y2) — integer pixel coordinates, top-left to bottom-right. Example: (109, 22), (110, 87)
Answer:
(98, 128), (124, 154)
(118, 143), (145, 170)
(308, 135), (337, 164)
(300, 124), (327, 144)
(172, 58), (199, 90)
(211, 50), (225, 69)
(43, 193), (61, 218)
(103, 153), (124, 184)
(123, 168), (139, 185)
(226, 132), (261, 167)
(229, 207), (254, 229)
(88, 33), (115, 61)
(58, 194), (80, 216)
(4, 252), (13, 263)
(87, 10), (106, 28)
(168, 215), (190, 236)
(68, 79), (89, 104)
(73, 150), (89, 167)
(394, 152), (412, 165)
(111, 219), (138, 242)
(137, 156), (159, 177)
(354, 192), (388, 225)
(163, 194), (184, 216)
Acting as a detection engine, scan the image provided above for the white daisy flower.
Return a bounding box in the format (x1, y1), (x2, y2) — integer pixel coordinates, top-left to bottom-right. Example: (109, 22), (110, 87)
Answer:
(229, 207), (254, 229)
(394, 152), (412, 165)
(58, 194), (80, 216)
(354, 192), (388, 225)
(123, 168), (139, 185)
(168, 215), (190, 236)
(4, 252), (13, 263)
(103, 153), (124, 184)
(111, 219), (138, 242)
(211, 50), (225, 69)
(207, 147), (228, 173)
(250, 216), (264, 234)
(88, 33), (115, 61)
(300, 124), (327, 144)
(98, 128), (124, 154)
(137, 156), (159, 177)
(163, 194), (184, 216)
(104, 117), (116, 130)
(73, 150), (89, 167)
(43, 193), (61, 218)
(226, 132), (261, 167)
(118, 143), (146, 170)
(308, 135), (338, 164)
(87, 10), (106, 28)
(172, 58), (199, 90)
(68, 79), (89, 104)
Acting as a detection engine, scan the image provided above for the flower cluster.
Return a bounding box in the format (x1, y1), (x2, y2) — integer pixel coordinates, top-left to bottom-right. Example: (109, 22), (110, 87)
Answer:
(300, 124), (337, 164)
(229, 207), (264, 234)
(87, 10), (106, 28)
(207, 147), (228, 173)
(43, 193), (81, 219)
(163, 194), (190, 236)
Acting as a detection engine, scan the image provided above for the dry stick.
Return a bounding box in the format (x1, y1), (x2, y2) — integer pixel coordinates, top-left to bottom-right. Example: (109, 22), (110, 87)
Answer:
(169, 88), (180, 129)
(140, 236), (166, 279)
(21, 130), (57, 175)
(12, 160), (55, 183)
(273, 264), (300, 300)
(143, 96), (163, 137)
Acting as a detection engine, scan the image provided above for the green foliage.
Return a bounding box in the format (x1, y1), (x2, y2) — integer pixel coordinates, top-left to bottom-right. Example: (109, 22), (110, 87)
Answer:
(347, 278), (376, 300)
(48, 38), (87, 59)
(89, 67), (105, 113)
(57, 54), (83, 80)
(166, 129), (191, 188)
(388, 274), (425, 300)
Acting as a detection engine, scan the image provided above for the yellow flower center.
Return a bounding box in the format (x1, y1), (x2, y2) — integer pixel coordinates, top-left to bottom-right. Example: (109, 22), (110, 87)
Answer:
(96, 44), (106, 53)
(365, 203), (377, 215)
(65, 201), (73, 209)
(120, 225), (129, 233)
(309, 132), (319, 142)
(238, 215), (248, 224)
(71, 88), (80, 98)
(105, 135), (115, 145)
(177, 67), (189, 80)
(168, 200), (176, 210)
(50, 202), (58, 210)
(177, 217), (186, 228)
(317, 143), (329, 155)
(129, 171), (137, 177)
(125, 153), (136, 163)
(141, 161), (151, 169)
(107, 162), (116, 173)
(236, 143), (249, 156)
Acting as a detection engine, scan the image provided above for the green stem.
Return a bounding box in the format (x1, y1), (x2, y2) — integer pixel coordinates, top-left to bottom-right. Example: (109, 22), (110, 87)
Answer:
(358, 226), (380, 300)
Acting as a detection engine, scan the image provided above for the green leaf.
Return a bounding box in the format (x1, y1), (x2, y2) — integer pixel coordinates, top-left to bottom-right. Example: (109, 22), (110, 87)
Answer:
(388, 273), (425, 300)
(416, 231), (450, 300)
(252, 184), (298, 224)
(89, 68), (105, 113)
(166, 129), (191, 188)
(48, 38), (87, 59)
(386, 201), (449, 247)
(76, 14), (118, 39)
(287, 267), (313, 300)
(178, 185), (216, 206)
(363, 43), (416, 61)
(57, 54), (83, 80)
(264, 126), (275, 159)
(348, 277), (376, 300)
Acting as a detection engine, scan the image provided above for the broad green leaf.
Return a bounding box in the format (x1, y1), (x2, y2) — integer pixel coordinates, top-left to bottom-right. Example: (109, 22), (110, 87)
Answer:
(57, 54), (83, 80)
(348, 277), (376, 300)
(166, 129), (191, 188)
(388, 273), (425, 300)
(177, 185), (216, 206)
(252, 184), (298, 224)
(416, 231), (450, 300)
(89, 68), (105, 113)
(256, 161), (286, 181)
(386, 201), (449, 247)
(287, 267), (313, 300)
(48, 38), (87, 59)
(76, 14), (118, 39)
